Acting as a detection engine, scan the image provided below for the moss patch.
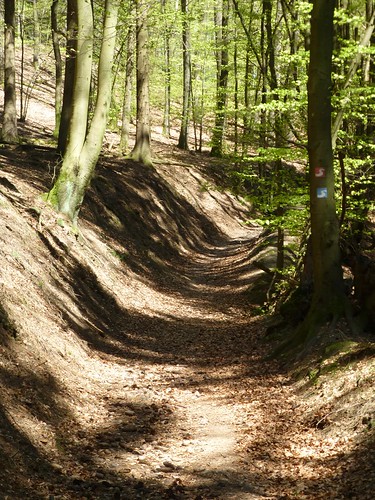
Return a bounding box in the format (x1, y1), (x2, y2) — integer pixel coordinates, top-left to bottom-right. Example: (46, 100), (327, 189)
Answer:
(0, 302), (17, 338)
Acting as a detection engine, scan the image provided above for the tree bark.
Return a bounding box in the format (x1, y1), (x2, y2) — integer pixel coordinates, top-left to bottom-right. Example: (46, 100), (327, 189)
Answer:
(162, 0), (172, 137)
(211, 0), (229, 157)
(48, 0), (119, 224)
(51, 0), (63, 138)
(32, 0), (41, 68)
(298, 0), (346, 344)
(58, 0), (78, 154)
(120, 17), (135, 154)
(177, 0), (191, 150)
(2, 0), (18, 144)
(129, 0), (152, 166)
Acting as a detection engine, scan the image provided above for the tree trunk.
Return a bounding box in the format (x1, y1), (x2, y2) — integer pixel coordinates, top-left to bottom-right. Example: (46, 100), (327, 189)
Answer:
(51, 0), (63, 138)
(33, 0), (40, 68)
(119, 18), (135, 154)
(265, 0), (285, 274)
(2, 0), (18, 144)
(162, 0), (172, 137)
(211, 0), (229, 157)
(129, 0), (152, 166)
(48, 0), (119, 224)
(58, 0), (78, 154)
(233, 29), (239, 156)
(177, 0), (191, 150)
(297, 0), (346, 344)
(19, 0), (26, 122)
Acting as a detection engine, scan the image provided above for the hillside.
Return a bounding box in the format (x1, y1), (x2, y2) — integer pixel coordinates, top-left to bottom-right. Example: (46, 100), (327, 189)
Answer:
(0, 81), (374, 499)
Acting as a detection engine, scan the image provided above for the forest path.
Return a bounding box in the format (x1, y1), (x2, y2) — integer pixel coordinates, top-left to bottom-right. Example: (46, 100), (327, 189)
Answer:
(73, 229), (300, 500)
(0, 135), (368, 499)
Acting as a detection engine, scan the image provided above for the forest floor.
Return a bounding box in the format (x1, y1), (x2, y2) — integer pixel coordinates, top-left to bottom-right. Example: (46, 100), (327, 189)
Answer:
(0, 62), (375, 499)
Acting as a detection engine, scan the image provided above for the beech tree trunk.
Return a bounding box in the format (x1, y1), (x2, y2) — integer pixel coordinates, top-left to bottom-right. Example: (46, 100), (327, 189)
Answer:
(48, 0), (119, 224)
(51, 0), (63, 138)
(32, 0), (40, 68)
(162, 0), (172, 137)
(297, 0), (346, 344)
(129, 0), (152, 166)
(2, 0), (18, 144)
(177, 0), (191, 150)
(120, 18), (135, 154)
(58, 0), (78, 154)
(211, 0), (229, 157)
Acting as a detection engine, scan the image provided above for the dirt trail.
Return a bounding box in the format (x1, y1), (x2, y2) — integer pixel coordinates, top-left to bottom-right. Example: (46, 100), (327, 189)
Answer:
(64, 224), (293, 500)
(2, 135), (373, 499)
(76, 230), (278, 500)
(0, 130), (281, 498)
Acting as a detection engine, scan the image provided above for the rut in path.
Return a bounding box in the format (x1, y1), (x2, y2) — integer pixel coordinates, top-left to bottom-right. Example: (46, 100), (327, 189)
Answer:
(77, 229), (295, 500)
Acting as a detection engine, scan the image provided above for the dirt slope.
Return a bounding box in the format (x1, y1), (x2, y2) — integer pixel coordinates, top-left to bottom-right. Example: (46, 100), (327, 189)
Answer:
(0, 79), (374, 498)
(0, 137), (264, 499)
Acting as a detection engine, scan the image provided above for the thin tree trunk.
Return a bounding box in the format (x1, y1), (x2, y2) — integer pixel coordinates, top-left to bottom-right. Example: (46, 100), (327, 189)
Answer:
(233, 30), (239, 156)
(211, 0), (229, 157)
(2, 0), (18, 144)
(259, 0), (267, 150)
(232, 0), (259, 154)
(364, 0), (375, 137)
(120, 19), (135, 153)
(129, 0), (152, 165)
(162, 0), (171, 136)
(177, 0), (191, 150)
(19, 0), (25, 121)
(265, 0), (285, 273)
(51, 0), (63, 138)
(33, 0), (40, 68)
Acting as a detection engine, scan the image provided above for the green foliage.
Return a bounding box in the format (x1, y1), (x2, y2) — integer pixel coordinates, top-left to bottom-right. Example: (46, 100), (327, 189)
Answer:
(9, 0), (375, 251)
(109, 248), (128, 261)
(232, 147), (309, 236)
(335, 156), (375, 239)
(252, 147), (306, 164)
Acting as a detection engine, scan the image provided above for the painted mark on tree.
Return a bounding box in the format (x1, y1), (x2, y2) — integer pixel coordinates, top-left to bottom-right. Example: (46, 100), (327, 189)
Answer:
(315, 167), (326, 177)
(317, 187), (328, 198)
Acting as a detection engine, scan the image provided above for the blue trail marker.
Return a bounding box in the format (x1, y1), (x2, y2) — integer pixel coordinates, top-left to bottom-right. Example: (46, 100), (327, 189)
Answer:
(317, 187), (328, 198)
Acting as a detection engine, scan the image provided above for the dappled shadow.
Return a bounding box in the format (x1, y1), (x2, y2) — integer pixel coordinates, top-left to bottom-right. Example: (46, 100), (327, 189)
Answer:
(296, 342), (375, 393)
(0, 360), (73, 498)
(332, 434), (375, 499)
(85, 158), (227, 270)
(44, 249), (257, 366)
(0, 141), (262, 365)
(0, 405), (56, 499)
(0, 143), (268, 497)
(0, 144), (58, 194)
(3, 142), (373, 498)
(0, 147), (261, 368)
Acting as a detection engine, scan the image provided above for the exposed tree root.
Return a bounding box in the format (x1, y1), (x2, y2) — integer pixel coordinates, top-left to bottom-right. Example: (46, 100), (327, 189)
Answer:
(270, 294), (361, 361)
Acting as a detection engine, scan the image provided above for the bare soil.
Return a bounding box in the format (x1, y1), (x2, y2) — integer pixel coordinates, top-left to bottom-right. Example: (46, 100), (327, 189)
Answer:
(0, 62), (374, 500)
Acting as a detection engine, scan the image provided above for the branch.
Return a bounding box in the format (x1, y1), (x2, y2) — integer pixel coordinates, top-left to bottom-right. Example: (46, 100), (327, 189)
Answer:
(332, 9), (375, 149)
(232, 0), (263, 72)
(338, 152), (347, 227)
